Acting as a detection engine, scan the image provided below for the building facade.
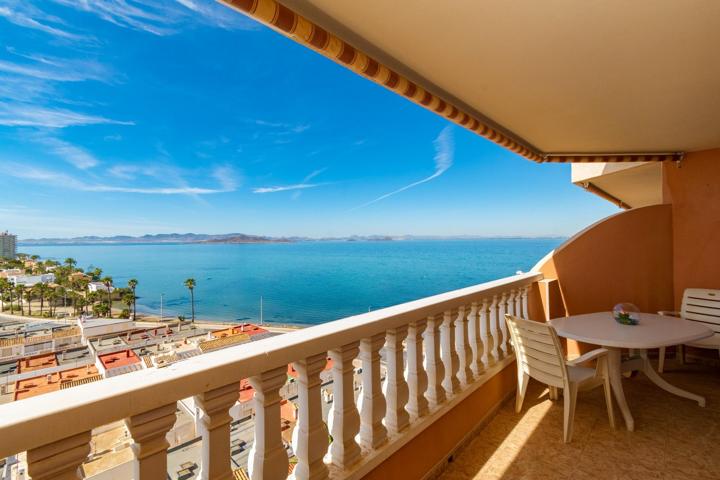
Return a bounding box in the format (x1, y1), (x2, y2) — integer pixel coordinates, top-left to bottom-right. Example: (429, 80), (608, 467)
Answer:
(0, 232), (16, 259)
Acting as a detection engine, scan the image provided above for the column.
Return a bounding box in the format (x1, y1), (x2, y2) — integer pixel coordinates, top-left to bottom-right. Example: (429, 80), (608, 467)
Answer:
(195, 382), (239, 480)
(291, 354), (330, 480)
(328, 342), (361, 469)
(479, 298), (491, 368)
(26, 431), (91, 480)
(125, 403), (177, 480)
(467, 302), (484, 378)
(489, 295), (500, 363)
(423, 314), (446, 408)
(383, 325), (410, 435)
(454, 305), (474, 386)
(247, 367), (289, 480)
(440, 310), (460, 395)
(406, 318), (429, 419)
(358, 334), (387, 450)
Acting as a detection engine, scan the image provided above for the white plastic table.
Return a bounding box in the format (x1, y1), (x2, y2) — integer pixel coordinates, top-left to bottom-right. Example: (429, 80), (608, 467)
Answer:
(550, 312), (713, 431)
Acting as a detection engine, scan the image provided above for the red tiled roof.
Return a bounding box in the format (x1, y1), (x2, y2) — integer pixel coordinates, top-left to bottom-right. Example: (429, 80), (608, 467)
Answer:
(17, 353), (58, 373)
(211, 323), (268, 339)
(98, 349), (140, 369)
(14, 365), (100, 401)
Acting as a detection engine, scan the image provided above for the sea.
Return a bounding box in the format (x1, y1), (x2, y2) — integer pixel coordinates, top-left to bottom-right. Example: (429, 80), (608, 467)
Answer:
(20, 239), (562, 326)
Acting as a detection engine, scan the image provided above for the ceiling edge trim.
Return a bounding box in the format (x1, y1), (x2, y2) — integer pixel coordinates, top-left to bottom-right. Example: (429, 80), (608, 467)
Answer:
(220, 0), (544, 162)
(544, 153), (684, 163)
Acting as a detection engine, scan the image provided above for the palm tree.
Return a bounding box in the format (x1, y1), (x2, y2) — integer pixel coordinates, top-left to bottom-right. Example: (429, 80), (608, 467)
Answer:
(0, 278), (9, 313)
(101, 276), (113, 318)
(90, 267), (103, 281)
(34, 283), (48, 317)
(184, 278), (196, 322)
(14, 285), (24, 315)
(64, 257), (77, 268)
(127, 278), (138, 321)
(24, 285), (33, 316)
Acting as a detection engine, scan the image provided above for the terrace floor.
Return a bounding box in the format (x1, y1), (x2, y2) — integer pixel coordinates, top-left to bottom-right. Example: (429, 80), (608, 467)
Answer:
(440, 361), (720, 480)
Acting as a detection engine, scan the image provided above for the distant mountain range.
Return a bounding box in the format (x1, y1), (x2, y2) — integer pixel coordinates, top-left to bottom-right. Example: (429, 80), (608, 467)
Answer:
(18, 233), (399, 245)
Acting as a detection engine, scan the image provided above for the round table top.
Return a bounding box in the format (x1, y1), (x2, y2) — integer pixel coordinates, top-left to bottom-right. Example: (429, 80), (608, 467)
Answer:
(549, 312), (713, 349)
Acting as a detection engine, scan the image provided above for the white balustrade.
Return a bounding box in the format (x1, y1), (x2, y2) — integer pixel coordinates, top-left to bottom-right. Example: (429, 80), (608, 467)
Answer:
(489, 295), (500, 363)
(405, 319), (429, 419)
(328, 342), (362, 468)
(291, 354), (329, 480)
(0, 273), (543, 480)
(522, 285), (530, 319)
(498, 293), (509, 358)
(125, 403), (177, 480)
(479, 298), (490, 368)
(440, 310), (461, 395)
(383, 326), (410, 435)
(423, 314), (446, 409)
(248, 367), (289, 480)
(454, 306), (474, 386)
(358, 334), (387, 449)
(195, 382), (239, 480)
(26, 432), (91, 480)
(467, 302), (484, 377)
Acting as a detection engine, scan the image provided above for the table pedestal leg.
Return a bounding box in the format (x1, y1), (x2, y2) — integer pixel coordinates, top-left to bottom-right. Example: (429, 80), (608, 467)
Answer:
(638, 349), (706, 407)
(607, 347), (634, 431)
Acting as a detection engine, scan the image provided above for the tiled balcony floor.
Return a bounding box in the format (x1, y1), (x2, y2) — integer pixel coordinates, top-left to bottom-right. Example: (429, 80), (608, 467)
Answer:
(440, 361), (720, 480)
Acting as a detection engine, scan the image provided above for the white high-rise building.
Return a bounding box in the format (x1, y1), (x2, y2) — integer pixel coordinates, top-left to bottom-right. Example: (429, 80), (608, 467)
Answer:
(0, 231), (17, 259)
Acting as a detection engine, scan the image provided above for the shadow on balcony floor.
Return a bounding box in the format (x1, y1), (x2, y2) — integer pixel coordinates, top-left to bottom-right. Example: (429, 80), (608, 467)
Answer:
(439, 362), (720, 480)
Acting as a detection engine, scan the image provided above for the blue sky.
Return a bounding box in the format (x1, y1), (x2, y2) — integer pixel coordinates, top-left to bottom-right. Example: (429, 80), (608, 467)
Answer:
(0, 0), (617, 239)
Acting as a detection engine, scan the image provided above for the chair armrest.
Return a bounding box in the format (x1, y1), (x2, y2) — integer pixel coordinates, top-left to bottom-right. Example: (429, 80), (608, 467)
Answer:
(658, 310), (681, 317)
(566, 348), (608, 366)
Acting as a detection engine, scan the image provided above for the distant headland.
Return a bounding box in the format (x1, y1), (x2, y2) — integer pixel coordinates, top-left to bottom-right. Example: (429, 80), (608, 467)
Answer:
(18, 233), (399, 245)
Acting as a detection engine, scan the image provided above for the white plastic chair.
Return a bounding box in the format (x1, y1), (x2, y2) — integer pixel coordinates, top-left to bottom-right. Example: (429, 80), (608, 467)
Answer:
(658, 288), (720, 373)
(505, 314), (615, 443)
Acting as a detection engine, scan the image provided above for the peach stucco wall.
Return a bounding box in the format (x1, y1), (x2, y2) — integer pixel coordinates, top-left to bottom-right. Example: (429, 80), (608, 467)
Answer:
(535, 204), (675, 320)
(663, 149), (720, 306)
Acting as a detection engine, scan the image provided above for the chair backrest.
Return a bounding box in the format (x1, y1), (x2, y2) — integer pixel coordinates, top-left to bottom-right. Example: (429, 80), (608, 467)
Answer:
(505, 314), (567, 388)
(680, 288), (720, 334)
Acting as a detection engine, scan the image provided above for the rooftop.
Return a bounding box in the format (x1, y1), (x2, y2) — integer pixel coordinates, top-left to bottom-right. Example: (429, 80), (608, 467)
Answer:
(17, 353), (57, 374)
(98, 349), (140, 370)
(14, 365), (100, 401)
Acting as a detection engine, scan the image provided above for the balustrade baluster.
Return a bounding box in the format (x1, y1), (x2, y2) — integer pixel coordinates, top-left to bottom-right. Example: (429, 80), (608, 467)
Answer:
(522, 285), (530, 319)
(506, 290), (516, 352)
(195, 382), (240, 480)
(247, 367), (289, 480)
(358, 334), (387, 450)
(406, 318), (429, 419)
(498, 292), (509, 357)
(489, 295), (500, 363)
(423, 314), (446, 408)
(26, 431), (91, 480)
(328, 342), (361, 468)
(479, 298), (491, 367)
(125, 403), (177, 480)
(514, 288), (523, 321)
(467, 302), (484, 378)
(384, 325), (410, 435)
(291, 354), (330, 480)
(441, 310), (461, 395)
(454, 305), (474, 386)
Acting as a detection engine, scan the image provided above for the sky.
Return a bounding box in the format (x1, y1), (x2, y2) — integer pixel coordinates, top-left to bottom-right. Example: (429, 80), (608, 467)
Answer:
(0, 0), (618, 239)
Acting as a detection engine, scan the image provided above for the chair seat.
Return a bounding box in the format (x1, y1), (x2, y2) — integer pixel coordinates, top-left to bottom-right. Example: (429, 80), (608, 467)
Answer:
(568, 365), (595, 383)
(685, 332), (720, 348)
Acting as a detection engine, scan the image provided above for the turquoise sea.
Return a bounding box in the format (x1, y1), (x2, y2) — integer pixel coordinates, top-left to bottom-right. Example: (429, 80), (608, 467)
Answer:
(20, 239), (562, 326)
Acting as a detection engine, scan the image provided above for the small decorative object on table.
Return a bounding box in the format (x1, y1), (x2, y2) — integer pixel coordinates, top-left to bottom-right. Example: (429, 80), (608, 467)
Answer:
(613, 303), (640, 325)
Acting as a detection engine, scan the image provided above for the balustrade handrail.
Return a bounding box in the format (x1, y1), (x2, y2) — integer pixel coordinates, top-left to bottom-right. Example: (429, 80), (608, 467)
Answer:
(0, 271), (541, 459)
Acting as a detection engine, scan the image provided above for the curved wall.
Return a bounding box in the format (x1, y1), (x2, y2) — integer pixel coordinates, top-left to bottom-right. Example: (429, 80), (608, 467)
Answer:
(534, 204), (674, 318)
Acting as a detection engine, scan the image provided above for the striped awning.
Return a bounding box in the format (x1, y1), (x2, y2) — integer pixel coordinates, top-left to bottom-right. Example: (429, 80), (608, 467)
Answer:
(221, 0), (684, 164)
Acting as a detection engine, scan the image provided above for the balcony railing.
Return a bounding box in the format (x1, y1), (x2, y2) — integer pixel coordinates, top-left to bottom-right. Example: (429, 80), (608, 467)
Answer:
(0, 272), (542, 480)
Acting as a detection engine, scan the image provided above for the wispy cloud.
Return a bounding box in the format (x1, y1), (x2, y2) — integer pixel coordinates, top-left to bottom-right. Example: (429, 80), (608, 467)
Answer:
(34, 136), (99, 169)
(253, 183), (323, 194)
(0, 103), (133, 128)
(0, 49), (114, 83)
(1, 162), (236, 196)
(352, 126), (454, 210)
(0, 2), (88, 41)
(48, 0), (257, 36)
(253, 168), (327, 194)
